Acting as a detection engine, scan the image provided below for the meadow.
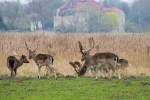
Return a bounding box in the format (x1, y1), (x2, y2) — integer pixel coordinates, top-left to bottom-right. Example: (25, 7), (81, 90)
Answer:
(0, 77), (150, 100)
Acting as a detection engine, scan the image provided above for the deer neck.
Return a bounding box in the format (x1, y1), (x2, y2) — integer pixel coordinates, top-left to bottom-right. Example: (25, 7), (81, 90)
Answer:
(78, 64), (87, 76)
(85, 55), (93, 64)
(18, 58), (24, 67)
(32, 53), (37, 61)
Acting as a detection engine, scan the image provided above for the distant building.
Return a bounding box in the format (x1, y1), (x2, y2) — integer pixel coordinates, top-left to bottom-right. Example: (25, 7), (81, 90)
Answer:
(54, 0), (125, 32)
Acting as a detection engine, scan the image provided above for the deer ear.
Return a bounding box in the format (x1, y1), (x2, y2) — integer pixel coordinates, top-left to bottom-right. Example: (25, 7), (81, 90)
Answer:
(25, 42), (30, 51)
(88, 37), (95, 51)
(78, 41), (84, 54)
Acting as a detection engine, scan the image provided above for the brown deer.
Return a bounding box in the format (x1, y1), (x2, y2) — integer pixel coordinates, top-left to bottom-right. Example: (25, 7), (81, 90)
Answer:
(69, 60), (116, 79)
(70, 38), (129, 79)
(78, 38), (119, 63)
(77, 38), (119, 77)
(25, 42), (57, 79)
(7, 55), (29, 77)
(69, 59), (129, 79)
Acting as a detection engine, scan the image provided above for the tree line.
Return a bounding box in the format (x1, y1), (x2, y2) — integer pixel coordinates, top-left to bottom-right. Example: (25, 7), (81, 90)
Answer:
(0, 0), (150, 33)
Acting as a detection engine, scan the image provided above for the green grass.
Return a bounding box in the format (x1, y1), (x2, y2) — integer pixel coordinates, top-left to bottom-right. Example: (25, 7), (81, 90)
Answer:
(0, 77), (150, 100)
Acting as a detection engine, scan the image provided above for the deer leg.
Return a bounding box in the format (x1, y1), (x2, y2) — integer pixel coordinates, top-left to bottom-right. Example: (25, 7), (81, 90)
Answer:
(95, 69), (98, 80)
(48, 65), (57, 79)
(38, 66), (42, 79)
(103, 70), (107, 79)
(52, 67), (57, 80)
(101, 67), (106, 79)
(111, 68), (116, 78)
(90, 69), (95, 78)
(108, 70), (113, 80)
(45, 66), (49, 77)
(94, 68), (98, 80)
(97, 70), (102, 79)
(118, 70), (121, 79)
(125, 68), (128, 78)
(14, 69), (17, 77)
(11, 70), (14, 78)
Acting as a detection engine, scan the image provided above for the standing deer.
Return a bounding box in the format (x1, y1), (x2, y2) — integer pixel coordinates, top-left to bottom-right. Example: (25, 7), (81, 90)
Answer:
(78, 38), (119, 63)
(7, 55), (29, 77)
(25, 42), (57, 79)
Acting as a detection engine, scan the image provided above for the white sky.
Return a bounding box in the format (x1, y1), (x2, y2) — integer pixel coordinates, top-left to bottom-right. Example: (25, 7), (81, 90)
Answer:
(0, 0), (135, 4)
(0, 0), (30, 4)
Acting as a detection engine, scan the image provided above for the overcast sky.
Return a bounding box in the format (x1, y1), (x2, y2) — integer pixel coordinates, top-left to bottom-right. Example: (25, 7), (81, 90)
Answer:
(0, 0), (29, 4)
(0, 0), (135, 4)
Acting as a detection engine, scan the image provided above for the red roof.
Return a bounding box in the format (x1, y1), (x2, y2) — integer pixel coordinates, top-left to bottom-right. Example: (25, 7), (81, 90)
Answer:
(58, 0), (124, 16)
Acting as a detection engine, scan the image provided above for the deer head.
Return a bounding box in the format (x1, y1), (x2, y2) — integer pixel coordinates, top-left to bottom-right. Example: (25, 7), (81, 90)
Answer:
(78, 37), (95, 61)
(69, 61), (87, 76)
(20, 55), (29, 63)
(25, 42), (37, 59)
(69, 61), (81, 73)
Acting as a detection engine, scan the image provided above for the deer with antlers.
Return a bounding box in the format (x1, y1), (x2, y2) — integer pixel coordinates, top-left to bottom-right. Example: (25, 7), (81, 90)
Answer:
(7, 55), (29, 77)
(70, 37), (119, 79)
(69, 58), (128, 79)
(25, 42), (57, 79)
(78, 38), (119, 63)
(70, 61), (116, 79)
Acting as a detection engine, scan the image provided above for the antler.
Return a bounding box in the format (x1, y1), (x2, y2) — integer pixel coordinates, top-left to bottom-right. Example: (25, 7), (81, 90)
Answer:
(78, 41), (84, 54)
(88, 37), (95, 51)
(34, 43), (39, 51)
(25, 41), (30, 51)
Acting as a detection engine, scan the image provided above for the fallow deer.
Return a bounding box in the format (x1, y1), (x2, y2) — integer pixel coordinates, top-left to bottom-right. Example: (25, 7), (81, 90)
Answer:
(70, 38), (129, 79)
(76, 38), (119, 78)
(78, 38), (119, 63)
(69, 60), (115, 79)
(7, 55), (29, 77)
(25, 42), (57, 79)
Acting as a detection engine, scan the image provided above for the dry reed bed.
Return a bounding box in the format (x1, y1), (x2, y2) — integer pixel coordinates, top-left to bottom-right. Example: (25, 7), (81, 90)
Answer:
(0, 32), (150, 77)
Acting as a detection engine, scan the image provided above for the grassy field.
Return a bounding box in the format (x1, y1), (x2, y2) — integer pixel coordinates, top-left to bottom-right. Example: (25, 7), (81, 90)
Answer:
(0, 77), (150, 100)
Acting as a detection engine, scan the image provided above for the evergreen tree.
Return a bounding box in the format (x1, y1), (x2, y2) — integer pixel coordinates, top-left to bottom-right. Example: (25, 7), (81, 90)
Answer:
(0, 16), (6, 31)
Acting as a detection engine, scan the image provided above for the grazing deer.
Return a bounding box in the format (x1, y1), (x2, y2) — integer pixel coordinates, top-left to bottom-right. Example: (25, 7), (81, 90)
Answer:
(7, 55), (29, 77)
(69, 61), (87, 76)
(25, 42), (57, 79)
(69, 60), (116, 79)
(76, 38), (119, 78)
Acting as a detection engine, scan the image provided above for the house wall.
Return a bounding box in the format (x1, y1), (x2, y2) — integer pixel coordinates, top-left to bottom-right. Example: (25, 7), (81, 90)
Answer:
(54, 12), (88, 32)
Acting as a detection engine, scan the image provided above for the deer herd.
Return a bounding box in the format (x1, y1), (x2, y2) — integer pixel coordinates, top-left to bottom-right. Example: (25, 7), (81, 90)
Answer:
(7, 37), (129, 80)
